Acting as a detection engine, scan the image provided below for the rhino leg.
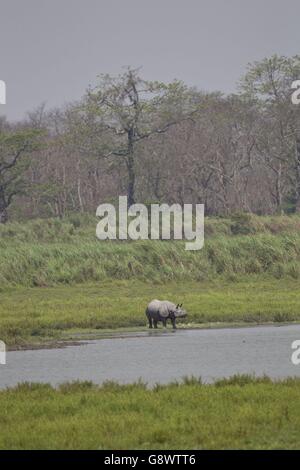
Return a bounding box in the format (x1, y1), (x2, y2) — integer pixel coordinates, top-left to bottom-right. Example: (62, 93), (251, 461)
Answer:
(170, 313), (176, 329)
(153, 320), (158, 329)
(146, 309), (153, 328)
(162, 319), (167, 328)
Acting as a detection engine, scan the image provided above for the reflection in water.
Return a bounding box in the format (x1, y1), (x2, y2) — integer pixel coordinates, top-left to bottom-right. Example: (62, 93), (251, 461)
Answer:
(1, 325), (300, 389)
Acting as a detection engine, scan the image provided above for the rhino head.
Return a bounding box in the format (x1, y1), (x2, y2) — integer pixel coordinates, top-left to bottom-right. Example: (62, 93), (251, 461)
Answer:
(174, 303), (187, 318)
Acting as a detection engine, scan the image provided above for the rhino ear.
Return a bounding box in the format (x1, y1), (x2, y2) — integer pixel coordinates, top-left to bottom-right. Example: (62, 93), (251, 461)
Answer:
(176, 304), (179, 309)
(180, 303), (183, 308)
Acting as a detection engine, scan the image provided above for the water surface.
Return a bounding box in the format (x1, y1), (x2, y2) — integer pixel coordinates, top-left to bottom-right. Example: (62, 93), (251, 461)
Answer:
(1, 325), (300, 388)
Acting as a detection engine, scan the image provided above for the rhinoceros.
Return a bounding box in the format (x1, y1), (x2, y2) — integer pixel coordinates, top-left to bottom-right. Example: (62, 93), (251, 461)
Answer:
(145, 299), (187, 329)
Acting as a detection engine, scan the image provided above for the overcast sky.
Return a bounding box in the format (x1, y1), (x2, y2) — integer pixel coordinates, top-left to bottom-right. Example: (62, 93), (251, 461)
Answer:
(0, 0), (299, 120)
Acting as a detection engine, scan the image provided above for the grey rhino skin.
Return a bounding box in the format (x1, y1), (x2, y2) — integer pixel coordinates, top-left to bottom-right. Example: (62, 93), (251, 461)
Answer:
(145, 299), (187, 329)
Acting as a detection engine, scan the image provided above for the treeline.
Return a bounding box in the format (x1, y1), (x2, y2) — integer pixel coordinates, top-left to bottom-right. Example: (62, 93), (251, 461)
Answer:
(1, 54), (300, 223)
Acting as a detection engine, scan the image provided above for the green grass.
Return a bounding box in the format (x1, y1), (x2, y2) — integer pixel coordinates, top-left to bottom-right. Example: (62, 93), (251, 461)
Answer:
(1, 216), (300, 449)
(1, 214), (300, 288)
(1, 278), (300, 347)
(0, 376), (300, 449)
(2, 214), (300, 346)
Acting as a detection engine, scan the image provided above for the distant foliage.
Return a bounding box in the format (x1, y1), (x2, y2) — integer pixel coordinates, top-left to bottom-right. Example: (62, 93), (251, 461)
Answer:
(2, 55), (300, 222)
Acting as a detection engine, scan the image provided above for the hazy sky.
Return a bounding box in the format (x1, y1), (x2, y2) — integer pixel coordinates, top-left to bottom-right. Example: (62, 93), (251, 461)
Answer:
(0, 0), (299, 120)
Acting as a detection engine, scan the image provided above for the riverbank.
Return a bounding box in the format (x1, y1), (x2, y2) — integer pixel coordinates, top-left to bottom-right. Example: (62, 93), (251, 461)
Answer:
(1, 278), (300, 348)
(0, 376), (300, 449)
(1, 214), (300, 288)
(2, 214), (300, 347)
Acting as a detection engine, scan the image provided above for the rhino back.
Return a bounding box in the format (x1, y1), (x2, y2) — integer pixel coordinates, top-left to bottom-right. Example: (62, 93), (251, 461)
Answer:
(150, 300), (176, 318)
(147, 299), (160, 312)
(146, 299), (172, 319)
(161, 300), (176, 310)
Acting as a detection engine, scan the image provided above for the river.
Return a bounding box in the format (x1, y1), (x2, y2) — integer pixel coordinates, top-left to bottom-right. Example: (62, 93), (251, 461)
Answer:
(1, 324), (300, 388)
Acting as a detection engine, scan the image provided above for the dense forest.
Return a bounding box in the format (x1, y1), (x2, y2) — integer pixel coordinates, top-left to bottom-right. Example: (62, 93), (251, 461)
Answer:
(1, 54), (300, 223)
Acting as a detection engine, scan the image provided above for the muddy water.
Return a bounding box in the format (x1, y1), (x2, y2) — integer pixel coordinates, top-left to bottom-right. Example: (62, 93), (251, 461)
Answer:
(1, 325), (300, 388)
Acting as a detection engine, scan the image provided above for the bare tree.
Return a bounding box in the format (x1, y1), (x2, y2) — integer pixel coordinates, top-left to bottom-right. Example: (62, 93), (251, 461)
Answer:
(0, 129), (41, 222)
(84, 68), (197, 205)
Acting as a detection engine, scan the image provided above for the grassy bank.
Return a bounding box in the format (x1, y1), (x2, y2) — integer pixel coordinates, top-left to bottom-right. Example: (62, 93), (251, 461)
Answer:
(1, 214), (300, 288)
(0, 376), (300, 449)
(1, 279), (300, 347)
(1, 214), (300, 346)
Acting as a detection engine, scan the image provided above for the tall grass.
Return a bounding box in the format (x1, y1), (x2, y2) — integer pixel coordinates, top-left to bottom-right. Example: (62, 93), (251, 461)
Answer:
(1, 214), (300, 287)
(1, 215), (300, 345)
